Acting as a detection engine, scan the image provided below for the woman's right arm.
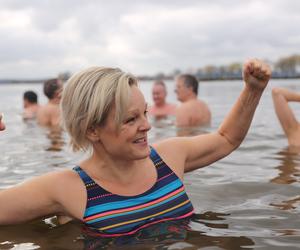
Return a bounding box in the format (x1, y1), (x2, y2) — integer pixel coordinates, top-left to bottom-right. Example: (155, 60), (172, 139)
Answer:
(272, 87), (300, 138)
(0, 114), (86, 225)
(0, 174), (63, 225)
(1, 113), (60, 224)
(0, 168), (86, 225)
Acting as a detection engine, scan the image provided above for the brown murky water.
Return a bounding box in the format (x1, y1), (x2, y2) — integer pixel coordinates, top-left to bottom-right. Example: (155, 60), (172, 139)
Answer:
(0, 79), (299, 249)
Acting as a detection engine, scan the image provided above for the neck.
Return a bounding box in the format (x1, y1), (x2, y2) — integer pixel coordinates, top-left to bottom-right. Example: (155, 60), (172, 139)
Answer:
(183, 94), (197, 102)
(49, 98), (60, 105)
(155, 101), (166, 107)
(82, 148), (148, 184)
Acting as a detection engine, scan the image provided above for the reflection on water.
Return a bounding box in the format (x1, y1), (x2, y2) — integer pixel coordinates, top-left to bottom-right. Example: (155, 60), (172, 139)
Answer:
(45, 127), (65, 152)
(270, 196), (300, 211)
(270, 147), (300, 185)
(0, 213), (256, 250)
(0, 219), (83, 250)
(192, 211), (229, 230)
(269, 147), (300, 213)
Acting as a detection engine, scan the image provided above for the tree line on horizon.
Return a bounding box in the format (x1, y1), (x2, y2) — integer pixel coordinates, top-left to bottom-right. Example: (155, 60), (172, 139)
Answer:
(147, 54), (300, 81)
(1, 54), (300, 84)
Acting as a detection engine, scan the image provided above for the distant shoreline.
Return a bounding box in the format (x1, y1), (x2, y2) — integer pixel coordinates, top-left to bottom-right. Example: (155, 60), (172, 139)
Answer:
(0, 79), (46, 84)
(1, 76), (300, 84)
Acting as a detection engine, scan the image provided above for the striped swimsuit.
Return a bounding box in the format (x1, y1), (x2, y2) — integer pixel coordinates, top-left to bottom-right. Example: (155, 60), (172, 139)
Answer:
(73, 147), (194, 237)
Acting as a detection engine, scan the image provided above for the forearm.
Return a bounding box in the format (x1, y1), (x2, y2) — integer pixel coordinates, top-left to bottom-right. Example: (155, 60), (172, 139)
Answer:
(272, 88), (299, 135)
(218, 85), (263, 147)
(273, 87), (300, 102)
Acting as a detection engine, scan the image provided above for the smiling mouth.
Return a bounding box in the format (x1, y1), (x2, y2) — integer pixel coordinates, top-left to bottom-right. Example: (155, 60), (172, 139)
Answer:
(133, 137), (147, 143)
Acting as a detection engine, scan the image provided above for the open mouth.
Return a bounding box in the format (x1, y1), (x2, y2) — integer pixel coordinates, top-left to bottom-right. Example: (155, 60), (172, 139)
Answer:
(133, 137), (147, 144)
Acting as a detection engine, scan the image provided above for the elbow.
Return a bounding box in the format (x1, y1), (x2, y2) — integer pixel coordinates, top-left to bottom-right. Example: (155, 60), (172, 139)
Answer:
(272, 87), (280, 98)
(272, 88), (285, 100)
(218, 131), (242, 151)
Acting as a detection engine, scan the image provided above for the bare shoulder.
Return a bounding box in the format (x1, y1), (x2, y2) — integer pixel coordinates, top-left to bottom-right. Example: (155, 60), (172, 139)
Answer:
(37, 104), (48, 114)
(41, 168), (86, 218)
(175, 102), (189, 117)
(36, 105), (50, 122)
(29, 169), (80, 191)
(46, 169), (83, 190)
(151, 138), (188, 178)
(177, 99), (207, 111)
(196, 99), (210, 110)
(37, 104), (58, 115)
(46, 168), (80, 182)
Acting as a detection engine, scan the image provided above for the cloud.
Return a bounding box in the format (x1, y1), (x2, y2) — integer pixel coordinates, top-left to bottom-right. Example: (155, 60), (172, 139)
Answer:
(0, 0), (299, 78)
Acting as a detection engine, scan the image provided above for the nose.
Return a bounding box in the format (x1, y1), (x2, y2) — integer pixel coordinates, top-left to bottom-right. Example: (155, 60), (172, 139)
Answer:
(140, 116), (151, 132)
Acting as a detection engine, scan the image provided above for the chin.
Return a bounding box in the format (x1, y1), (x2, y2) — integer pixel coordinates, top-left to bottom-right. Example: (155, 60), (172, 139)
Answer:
(134, 145), (151, 159)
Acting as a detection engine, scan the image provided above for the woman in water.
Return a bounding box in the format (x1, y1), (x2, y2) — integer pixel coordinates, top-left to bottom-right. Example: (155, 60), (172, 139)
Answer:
(0, 59), (271, 237)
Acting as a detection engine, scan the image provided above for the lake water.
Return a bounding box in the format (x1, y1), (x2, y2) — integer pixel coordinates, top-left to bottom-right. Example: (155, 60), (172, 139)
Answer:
(0, 79), (299, 249)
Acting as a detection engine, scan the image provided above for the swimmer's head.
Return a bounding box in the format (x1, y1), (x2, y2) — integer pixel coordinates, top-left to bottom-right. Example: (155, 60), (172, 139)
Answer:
(61, 67), (138, 152)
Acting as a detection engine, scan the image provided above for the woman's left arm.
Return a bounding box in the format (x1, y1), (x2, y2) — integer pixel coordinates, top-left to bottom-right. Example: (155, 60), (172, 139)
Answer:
(155, 59), (271, 178)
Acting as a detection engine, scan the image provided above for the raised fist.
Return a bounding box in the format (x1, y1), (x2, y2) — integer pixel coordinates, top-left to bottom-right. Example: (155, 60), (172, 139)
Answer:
(243, 59), (271, 91)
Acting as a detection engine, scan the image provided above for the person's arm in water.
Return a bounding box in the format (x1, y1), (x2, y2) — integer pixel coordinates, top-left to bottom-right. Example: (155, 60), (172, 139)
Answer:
(0, 174), (63, 224)
(272, 87), (300, 146)
(154, 59), (271, 179)
(0, 114), (76, 225)
(0, 114), (5, 131)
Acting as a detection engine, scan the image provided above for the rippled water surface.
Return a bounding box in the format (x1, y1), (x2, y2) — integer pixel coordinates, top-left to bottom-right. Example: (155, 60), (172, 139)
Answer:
(0, 79), (299, 249)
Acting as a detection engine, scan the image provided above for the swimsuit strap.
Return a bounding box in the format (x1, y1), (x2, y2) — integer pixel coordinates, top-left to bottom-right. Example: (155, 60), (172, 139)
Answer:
(149, 146), (179, 181)
(73, 166), (96, 186)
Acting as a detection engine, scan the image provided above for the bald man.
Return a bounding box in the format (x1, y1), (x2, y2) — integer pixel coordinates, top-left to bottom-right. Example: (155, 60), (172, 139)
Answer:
(149, 80), (176, 119)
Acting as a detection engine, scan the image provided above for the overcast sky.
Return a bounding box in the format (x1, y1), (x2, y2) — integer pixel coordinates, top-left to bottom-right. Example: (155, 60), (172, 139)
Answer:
(0, 0), (299, 78)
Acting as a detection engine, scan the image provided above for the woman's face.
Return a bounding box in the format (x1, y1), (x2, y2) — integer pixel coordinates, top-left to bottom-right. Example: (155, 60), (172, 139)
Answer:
(97, 85), (151, 161)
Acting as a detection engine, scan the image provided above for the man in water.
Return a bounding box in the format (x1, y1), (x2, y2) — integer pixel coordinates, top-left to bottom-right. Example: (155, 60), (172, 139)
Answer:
(175, 74), (211, 127)
(37, 78), (62, 127)
(272, 87), (300, 147)
(23, 90), (40, 120)
(149, 80), (176, 119)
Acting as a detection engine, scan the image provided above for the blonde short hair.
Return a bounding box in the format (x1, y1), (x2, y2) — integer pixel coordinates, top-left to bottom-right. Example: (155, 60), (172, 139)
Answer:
(61, 66), (138, 152)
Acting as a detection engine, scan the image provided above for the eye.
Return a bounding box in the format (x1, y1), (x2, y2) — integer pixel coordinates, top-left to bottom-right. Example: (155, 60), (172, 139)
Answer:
(124, 116), (137, 124)
(144, 110), (148, 117)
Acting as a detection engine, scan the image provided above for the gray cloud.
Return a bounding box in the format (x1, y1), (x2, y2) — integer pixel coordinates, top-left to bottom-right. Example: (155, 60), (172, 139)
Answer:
(0, 0), (299, 78)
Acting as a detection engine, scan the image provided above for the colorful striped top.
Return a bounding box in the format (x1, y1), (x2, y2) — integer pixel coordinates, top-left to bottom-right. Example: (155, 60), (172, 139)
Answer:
(73, 147), (194, 237)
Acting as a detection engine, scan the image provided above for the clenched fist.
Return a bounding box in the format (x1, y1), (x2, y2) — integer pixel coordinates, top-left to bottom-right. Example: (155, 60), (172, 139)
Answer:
(243, 59), (271, 91)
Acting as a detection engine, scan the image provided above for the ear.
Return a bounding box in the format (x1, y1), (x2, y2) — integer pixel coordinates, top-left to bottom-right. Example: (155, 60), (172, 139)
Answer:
(86, 126), (101, 143)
